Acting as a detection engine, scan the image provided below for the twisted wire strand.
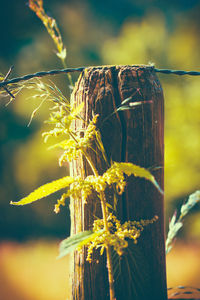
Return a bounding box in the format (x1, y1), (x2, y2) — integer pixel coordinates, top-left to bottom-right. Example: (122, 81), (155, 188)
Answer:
(1, 66), (200, 90)
(0, 67), (85, 88)
(168, 285), (200, 299)
(154, 68), (200, 76)
(168, 286), (200, 291)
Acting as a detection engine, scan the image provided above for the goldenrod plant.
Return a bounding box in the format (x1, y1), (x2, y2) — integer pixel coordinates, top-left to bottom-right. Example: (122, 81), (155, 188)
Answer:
(4, 1), (163, 299)
(10, 99), (161, 299)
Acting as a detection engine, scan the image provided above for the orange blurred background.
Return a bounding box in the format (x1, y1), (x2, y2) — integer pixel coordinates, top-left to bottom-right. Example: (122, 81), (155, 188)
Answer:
(0, 0), (200, 299)
(1, 240), (200, 299)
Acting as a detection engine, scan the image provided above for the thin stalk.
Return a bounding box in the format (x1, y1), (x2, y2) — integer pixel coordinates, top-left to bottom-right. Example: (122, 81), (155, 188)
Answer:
(68, 129), (116, 300)
(61, 59), (74, 91)
(82, 150), (99, 177)
(100, 192), (116, 300)
(83, 151), (116, 300)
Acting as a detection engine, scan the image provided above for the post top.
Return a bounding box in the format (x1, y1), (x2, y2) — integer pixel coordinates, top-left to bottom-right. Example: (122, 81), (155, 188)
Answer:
(83, 64), (154, 72)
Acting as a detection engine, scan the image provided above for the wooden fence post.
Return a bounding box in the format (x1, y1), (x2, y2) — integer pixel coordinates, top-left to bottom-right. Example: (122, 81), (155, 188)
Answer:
(69, 65), (167, 300)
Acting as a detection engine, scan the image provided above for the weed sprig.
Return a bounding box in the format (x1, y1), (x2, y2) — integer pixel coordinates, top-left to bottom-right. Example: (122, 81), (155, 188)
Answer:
(29, 0), (73, 88)
(166, 190), (200, 254)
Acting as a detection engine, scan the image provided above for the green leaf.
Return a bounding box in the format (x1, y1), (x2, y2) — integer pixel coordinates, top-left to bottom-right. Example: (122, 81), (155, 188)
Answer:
(10, 176), (74, 206)
(166, 190), (200, 254)
(58, 231), (94, 258)
(113, 162), (163, 194)
(121, 96), (132, 105)
(180, 190), (200, 217)
(117, 106), (133, 111)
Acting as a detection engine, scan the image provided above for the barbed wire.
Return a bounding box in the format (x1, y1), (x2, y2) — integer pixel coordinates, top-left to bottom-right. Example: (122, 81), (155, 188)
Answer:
(167, 285), (200, 299)
(154, 68), (200, 76)
(1, 66), (200, 98)
(0, 67), (85, 88)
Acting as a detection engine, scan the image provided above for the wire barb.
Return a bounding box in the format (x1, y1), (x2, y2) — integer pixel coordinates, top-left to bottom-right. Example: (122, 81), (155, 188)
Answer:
(2, 66), (15, 98)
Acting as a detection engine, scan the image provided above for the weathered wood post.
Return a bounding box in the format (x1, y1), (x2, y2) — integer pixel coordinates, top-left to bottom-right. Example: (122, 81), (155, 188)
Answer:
(70, 65), (167, 300)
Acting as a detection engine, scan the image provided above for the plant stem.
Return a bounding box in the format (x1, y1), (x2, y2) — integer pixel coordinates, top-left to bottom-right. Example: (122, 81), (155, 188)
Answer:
(69, 129), (116, 300)
(83, 151), (116, 300)
(62, 59), (74, 90)
(100, 191), (116, 300)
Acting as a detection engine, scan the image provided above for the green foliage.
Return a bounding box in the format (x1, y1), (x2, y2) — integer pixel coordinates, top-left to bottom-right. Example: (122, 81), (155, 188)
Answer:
(10, 176), (74, 206)
(166, 190), (200, 254)
(58, 230), (94, 258)
(180, 190), (200, 218)
(9, 78), (161, 299)
(108, 162), (163, 194)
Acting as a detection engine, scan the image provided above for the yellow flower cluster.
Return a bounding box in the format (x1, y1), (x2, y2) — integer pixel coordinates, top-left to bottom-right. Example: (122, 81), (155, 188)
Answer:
(102, 164), (126, 195)
(54, 193), (68, 214)
(53, 174), (103, 213)
(54, 157), (159, 213)
(82, 114), (99, 146)
(53, 157), (162, 214)
(44, 112), (100, 167)
(84, 214), (158, 262)
(75, 162), (127, 197)
(59, 139), (81, 164)
(67, 177), (94, 202)
(43, 128), (66, 143)
(54, 167), (125, 212)
(42, 106), (70, 143)
(58, 116), (99, 165)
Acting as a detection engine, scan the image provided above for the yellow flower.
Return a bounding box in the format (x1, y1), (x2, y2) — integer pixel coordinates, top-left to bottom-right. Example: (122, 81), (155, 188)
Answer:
(79, 214), (158, 262)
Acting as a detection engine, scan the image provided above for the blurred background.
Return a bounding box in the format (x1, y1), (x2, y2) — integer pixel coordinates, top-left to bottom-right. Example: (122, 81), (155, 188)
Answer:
(0, 0), (200, 299)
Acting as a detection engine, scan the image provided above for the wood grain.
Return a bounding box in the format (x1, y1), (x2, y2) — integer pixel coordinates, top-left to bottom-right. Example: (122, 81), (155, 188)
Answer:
(69, 65), (167, 300)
